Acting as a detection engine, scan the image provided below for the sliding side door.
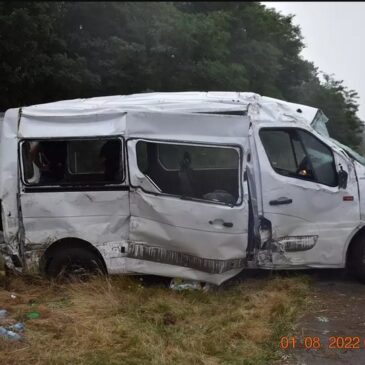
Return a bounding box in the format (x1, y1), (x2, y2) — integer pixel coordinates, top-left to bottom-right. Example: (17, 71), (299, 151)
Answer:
(125, 112), (249, 285)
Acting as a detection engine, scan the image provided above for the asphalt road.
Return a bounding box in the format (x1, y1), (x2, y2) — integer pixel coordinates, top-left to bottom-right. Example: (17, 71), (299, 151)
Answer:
(283, 269), (365, 365)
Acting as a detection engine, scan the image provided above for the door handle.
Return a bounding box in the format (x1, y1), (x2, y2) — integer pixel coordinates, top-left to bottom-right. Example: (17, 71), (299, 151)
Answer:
(269, 197), (293, 206)
(209, 220), (234, 228)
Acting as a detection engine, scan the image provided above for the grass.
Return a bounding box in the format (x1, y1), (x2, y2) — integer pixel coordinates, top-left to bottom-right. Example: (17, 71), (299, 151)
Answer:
(0, 263), (309, 365)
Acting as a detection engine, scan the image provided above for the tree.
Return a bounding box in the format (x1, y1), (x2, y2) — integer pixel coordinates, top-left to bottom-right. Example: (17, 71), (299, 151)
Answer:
(292, 70), (363, 150)
(0, 2), (100, 109)
(0, 1), (363, 149)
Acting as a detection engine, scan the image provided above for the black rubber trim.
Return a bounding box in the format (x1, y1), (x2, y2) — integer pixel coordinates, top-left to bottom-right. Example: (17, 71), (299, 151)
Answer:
(196, 110), (247, 116)
(22, 185), (130, 193)
(259, 127), (338, 188)
(126, 137), (244, 207)
(18, 135), (127, 188)
(269, 198), (293, 206)
(11, 254), (23, 268)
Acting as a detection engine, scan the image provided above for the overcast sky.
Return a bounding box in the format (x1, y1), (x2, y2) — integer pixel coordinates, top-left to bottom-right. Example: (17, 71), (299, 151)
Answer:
(262, 2), (365, 121)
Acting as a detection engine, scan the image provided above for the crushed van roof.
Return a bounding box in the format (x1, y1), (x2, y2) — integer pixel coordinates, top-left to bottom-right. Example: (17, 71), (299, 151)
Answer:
(21, 91), (320, 126)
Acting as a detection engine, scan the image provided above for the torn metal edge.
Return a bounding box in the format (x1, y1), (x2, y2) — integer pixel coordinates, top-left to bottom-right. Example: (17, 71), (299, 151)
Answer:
(126, 242), (245, 274)
(277, 235), (318, 252)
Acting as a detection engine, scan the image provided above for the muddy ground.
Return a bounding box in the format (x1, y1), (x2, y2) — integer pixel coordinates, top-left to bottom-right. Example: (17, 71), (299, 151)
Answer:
(278, 269), (365, 365)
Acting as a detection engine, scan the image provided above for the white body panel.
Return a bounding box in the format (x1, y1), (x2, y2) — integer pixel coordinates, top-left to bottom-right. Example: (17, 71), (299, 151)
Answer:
(354, 161), (365, 221)
(125, 112), (249, 284)
(0, 91), (364, 285)
(20, 191), (130, 272)
(251, 123), (360, 268)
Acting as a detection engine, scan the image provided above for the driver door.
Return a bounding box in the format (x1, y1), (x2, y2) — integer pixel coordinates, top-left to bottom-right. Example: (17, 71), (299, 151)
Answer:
(252, 125), (359, 268)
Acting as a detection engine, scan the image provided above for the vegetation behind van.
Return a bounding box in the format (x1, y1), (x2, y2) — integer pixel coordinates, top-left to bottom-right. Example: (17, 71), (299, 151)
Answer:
(0, 3), (363, 152)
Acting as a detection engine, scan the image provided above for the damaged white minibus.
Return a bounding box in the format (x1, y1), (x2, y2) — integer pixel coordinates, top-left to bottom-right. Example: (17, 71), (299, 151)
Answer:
(1, 91), (365, 285)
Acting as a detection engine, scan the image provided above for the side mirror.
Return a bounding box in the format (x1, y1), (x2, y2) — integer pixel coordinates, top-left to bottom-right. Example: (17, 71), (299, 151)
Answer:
(338, 165), (348, 189)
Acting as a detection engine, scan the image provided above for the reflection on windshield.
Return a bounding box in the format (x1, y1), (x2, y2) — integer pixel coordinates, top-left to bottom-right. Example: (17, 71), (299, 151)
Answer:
(311, 110), (365, 166)
(330, 138), (365, 166)
(312, 111), (330, 137)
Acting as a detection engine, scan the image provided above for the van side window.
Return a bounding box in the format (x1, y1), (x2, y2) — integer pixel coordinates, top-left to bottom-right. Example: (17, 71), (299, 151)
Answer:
(260, 130), (297, 174)
(158, 144), (239, 170)
(135, 141), (241, 205)
(260, 128), (337, 187)
(297, 130), (337, 186)
(21, 138), (123, 186)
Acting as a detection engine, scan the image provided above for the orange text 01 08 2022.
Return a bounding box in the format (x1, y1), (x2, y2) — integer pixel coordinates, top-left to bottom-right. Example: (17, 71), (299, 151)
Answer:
(280, 336), (365, 350)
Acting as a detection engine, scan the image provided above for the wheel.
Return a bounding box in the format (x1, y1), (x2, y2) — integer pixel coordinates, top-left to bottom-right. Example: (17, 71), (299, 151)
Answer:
(45, 247), (106, 280)
(347, 235), (365, 283)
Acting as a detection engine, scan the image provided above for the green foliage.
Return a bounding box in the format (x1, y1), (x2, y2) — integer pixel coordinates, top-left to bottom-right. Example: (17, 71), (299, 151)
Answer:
(0, 1), (363, 148)
(291, 71), (364, 149)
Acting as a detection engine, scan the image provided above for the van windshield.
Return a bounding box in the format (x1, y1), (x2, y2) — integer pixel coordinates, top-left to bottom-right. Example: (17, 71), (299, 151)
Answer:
(330, 138), (365, 166)
(311, 110), (365, 166)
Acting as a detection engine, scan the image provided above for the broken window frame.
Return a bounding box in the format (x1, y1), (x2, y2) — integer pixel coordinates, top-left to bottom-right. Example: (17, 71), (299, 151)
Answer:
(19, 136), (126, 191)
(259, 127), (338, 187)
(129, 137), (244, 207)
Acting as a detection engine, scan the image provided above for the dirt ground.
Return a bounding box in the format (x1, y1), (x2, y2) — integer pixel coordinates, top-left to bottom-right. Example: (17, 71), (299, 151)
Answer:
(2, 267), (365, 364)
(0, 271), (309, 365)
(282, 269), (365, 365)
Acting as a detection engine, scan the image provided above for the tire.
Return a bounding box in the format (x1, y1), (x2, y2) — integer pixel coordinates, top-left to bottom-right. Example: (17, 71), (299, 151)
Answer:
(348, 235), (365, 283)
(46, 247), (106, 280)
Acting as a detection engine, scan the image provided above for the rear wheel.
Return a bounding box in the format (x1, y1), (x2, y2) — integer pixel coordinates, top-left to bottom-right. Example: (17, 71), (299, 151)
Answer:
(45, 247), (106, 281)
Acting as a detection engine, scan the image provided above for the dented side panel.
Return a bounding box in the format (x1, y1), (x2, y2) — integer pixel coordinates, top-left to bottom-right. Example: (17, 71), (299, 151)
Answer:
(126, 184), (249, 285)
(128, 192), (247, 258)
(125, 113), (250, 285)
(127, 242), (245, 274)
(20, 191), (130, 271)
(0, 109), (22, 262)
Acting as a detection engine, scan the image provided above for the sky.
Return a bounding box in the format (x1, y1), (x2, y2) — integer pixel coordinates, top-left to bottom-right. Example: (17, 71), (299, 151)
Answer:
(262, 2), (365, 121)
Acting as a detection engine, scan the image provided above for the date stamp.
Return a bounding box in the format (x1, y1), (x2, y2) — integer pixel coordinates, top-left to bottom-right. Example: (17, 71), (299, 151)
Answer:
(280, 336), (365, 350)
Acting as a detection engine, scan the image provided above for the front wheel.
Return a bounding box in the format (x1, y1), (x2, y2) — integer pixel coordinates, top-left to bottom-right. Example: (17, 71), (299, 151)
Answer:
(45, 247), (106, 281)
(347, 235), (365, 283)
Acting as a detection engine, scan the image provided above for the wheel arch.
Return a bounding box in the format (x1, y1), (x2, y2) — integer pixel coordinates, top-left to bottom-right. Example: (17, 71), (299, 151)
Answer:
(40, 237), (108, 274)
(345, 225), (365, 266)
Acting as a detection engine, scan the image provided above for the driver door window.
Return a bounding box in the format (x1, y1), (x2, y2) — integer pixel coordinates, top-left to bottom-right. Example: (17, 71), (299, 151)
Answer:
(260, 128), (337, 187)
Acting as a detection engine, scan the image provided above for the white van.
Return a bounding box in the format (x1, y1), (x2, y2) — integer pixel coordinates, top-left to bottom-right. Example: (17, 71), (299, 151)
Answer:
(1, 92), (365, 285)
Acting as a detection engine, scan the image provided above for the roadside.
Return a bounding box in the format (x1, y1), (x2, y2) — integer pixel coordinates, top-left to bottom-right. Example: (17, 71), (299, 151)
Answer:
(0, 267), (308, 365)
(284, 270), (365, 365)
(4, 264), (365, 365)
